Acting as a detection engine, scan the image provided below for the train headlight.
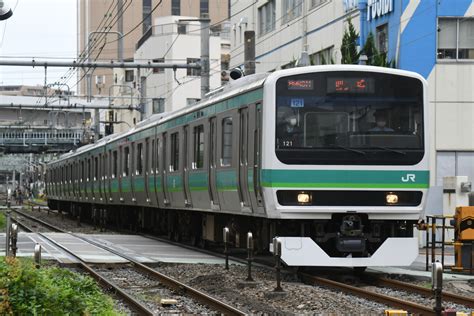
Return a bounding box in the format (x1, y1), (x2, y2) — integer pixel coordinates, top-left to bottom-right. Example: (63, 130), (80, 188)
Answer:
(386, 193), (399, 204)
(297, 192), (311, 204)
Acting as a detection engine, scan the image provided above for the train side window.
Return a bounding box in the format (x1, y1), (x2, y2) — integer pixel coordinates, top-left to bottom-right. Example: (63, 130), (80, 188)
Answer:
(112, 150), (118, 178)
(170, 132), (179, 172)
(136, 143), (143, 175)
(94, 157), (98, 181)
(124, 147), (130, 176)
(87, 159), (91, 181)
(193, 125), (204, 169)
(151, 139), (155, 173)
(156, 138), (160, 172)
(221, 117), (233, 167)
(81, 160), (84, 182)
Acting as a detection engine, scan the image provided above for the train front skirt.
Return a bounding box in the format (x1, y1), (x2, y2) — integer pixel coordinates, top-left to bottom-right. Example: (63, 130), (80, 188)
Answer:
(270, 237), (418, 267)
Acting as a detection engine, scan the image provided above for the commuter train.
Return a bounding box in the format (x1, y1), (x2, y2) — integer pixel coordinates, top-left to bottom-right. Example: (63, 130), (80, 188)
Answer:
(46, 65), (429, 267)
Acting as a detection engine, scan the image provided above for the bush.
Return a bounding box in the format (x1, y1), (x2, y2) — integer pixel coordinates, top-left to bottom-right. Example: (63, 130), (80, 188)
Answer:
(0, 212), (5, 231)
(0, 257), (118, 315)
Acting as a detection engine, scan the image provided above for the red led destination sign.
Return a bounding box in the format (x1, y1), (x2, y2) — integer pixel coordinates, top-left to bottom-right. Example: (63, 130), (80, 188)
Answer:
(287, 79), (313, 90)
(327, 77), (374, 94)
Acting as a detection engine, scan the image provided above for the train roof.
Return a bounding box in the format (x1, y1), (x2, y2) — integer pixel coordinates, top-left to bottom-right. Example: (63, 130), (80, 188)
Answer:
(50, 72), (269, 165)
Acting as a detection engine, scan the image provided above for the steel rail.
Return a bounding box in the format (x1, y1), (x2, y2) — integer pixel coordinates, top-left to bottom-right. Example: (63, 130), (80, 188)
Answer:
(73, 233), (247, 316)
(12, 209), (65, 233)
(376, 277), (474, 308)
(36, 232), (154, 316)
(11, 208), (247, 316)
(299, 273), (436, 315)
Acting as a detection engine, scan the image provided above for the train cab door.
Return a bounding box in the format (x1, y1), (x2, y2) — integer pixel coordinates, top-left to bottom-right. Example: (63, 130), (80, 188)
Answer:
(144, 138), (152, 205)
(238, 107), (252, 213)
(183, 125), (192, 207)
(247, 104), (265, 214)
(208, 117), (220, 210)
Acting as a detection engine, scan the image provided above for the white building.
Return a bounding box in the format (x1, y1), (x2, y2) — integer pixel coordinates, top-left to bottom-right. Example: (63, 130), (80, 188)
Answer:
(135, 16), (222, 118)
(230, 0), (474, 211)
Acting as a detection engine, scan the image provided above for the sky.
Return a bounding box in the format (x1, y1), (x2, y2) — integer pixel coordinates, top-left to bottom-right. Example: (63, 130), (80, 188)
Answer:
(0, 0), (77, 89)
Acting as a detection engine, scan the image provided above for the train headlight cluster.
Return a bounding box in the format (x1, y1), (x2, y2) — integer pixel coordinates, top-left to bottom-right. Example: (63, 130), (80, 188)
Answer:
(386, 193), (399, 204)
(297, 192), (311, 204)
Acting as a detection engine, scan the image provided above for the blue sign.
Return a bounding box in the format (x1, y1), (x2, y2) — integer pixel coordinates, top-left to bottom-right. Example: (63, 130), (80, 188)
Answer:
(290, 98), (304, 108)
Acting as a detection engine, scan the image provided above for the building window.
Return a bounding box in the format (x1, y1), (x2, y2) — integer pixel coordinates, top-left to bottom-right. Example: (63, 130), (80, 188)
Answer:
(258, 0), (275, 36)
(142, 0), (152, 34)
(311, 0), (327, 8)
(172, 0), (180, 15)
(187, 58), (200, 76)
(152, 58), (164, 73)
(136, 143), (143, 175)
(186, 98), (200, 106)
(125, 70), (134, 82)
(376, 23), (388, 54)
(438, 18), (474, 60)
(152, 98), (165, 114)
(310, 46), (334, 65)
(282, 0), (302, 24)
(200, 0), (209, 15)
(193, 125), (204, 169)
(170, 132), (179, 172)
(177, 23), (187, 34)
(221, 117), (233, 166)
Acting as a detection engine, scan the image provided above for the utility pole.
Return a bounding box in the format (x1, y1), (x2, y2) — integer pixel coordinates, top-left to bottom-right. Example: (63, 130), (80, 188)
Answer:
(244, 31), (256, 75)
(200, 15), (211, 98)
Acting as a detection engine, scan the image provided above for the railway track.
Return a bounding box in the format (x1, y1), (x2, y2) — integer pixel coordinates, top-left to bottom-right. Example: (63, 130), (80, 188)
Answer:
(11, 207), (474, 314)
(11, 208), (247, 315)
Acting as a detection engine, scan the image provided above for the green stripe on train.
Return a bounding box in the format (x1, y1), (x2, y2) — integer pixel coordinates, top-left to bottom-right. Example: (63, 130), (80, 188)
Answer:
(217, 169), (238, 192)
(261, 169), (429, 189)
(189, 171), (208, 191)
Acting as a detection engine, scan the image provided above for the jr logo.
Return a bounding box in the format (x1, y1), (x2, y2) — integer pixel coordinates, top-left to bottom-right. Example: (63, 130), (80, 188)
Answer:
(401, 174), (416, 182)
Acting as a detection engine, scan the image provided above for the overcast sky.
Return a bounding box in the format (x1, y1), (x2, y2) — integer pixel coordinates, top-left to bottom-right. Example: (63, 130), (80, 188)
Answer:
(0, 0), (77, 89)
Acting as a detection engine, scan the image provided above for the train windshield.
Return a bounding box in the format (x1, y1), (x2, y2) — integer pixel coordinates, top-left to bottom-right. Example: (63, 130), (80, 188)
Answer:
(275, 71), (424, 165)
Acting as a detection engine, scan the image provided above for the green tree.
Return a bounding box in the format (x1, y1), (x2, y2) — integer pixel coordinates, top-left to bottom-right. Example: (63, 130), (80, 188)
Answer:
(341, 18), (360, 64)
(361, 32), (394, 67)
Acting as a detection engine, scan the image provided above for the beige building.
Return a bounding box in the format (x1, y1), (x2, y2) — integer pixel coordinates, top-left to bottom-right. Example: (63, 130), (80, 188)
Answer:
(77, 0), (229, 97)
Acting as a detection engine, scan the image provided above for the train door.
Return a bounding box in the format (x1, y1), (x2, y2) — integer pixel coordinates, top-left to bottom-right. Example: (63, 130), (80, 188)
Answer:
(111, 149), (120, 203)
(133, 141), (146, 205)
(144, 138), (151, 205)
(238, 107), (252, 212)
(208, 117), (220, 210)
(161, 133), (170, 205)
(216, 111), (241, 212)
(104, 151), (110, 203)
(167, 129), (186, 208)
(189, 122), (210, 209)
(153, 136), (164, 207)
(183, 125), (192, 207)
(247, 103), (265, 214)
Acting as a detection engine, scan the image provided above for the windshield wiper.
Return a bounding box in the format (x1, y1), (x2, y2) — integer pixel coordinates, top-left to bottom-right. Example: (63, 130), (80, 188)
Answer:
(330, 145), (366, 155)
(373, 146), (406, 155)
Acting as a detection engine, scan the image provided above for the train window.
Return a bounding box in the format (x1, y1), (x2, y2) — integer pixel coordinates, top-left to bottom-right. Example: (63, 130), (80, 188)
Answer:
(112, 151), (118, 178)
(221, 117), (233, 166)
(145, 139), (150, 174)
(124, 147), (130, 176)
(81, 160), (84, 182)
(193, 125), (204, 169)
(156, 138), (160, 172)
(151, 139), (155, 173)
(170, 132), (179, 172)
(136, 143), (143, 175)
(94, 157), (98, 181)
(88, 159), (91, 181)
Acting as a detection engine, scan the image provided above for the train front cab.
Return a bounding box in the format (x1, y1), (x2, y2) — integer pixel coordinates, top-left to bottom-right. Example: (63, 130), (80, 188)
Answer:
(263, 66), (429, 267)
